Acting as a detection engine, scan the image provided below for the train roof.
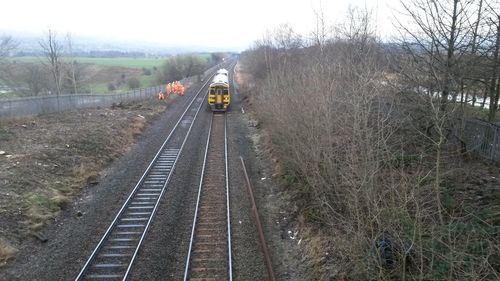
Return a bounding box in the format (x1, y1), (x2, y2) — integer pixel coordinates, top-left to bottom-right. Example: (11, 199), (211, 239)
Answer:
(211, 73), (229, 84)
(216, 68), (229, 76)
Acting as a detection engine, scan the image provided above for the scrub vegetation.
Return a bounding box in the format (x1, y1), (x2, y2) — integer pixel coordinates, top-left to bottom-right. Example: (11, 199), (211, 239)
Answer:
(0, 100), (169, 266)
(239, 1), (500, 280)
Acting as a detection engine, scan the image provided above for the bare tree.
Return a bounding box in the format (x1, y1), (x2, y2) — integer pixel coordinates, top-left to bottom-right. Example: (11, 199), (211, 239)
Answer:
(39, 29), (63, 96)
(396, 0), (477, 112)
(0, 35), (17, 60)
(486, 6), (500, 121)
(311, 0), (329, 51)
(22, 63), (49, 96)
(65, 33), (78, 94)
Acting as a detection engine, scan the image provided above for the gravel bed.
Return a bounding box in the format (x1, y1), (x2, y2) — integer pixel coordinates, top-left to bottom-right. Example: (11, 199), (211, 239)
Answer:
(0, 83), (201, 281)
(0, 66), (309, 281)
(128, 101), (212, 280)
(228, 70), (311, 281)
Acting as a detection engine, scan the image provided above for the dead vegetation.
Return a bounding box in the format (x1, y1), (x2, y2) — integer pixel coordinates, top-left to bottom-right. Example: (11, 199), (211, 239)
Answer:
(0, 239), (16, 267)
(238, 4), (500, 280)
(0, 99), (167, 265)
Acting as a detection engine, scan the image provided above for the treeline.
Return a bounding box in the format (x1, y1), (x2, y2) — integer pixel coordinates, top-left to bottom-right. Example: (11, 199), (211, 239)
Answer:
(0, 31), (224, 97)
(240, 1), (499, 280)
(155, 53), (224, 83)
(0, 31), (150, 96)
(14, 50), (152, 58)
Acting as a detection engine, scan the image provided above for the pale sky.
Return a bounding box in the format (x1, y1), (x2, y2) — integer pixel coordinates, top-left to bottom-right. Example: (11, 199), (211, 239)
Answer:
(0, 0), (402, 51)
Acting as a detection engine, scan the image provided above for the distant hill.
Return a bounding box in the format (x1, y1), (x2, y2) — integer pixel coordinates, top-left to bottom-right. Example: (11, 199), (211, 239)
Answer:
(1, 30), (239, 57)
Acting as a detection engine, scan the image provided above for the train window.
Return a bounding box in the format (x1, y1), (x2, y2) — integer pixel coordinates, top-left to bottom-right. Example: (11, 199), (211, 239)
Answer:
(217, 89), (222, 95)
(210, 89), (215, 94)
(223, 89), (228, 95)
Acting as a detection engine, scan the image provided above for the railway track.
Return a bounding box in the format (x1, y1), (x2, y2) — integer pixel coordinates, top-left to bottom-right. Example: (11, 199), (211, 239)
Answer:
(74, 75), (213, 281)
(183, 113), (232, 281)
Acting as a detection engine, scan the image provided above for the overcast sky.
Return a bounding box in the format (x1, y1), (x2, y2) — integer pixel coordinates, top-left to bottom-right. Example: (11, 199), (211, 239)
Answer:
(0, 0), (403, 51)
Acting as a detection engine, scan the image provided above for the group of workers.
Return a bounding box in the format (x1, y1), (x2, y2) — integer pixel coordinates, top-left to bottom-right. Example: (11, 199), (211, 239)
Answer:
(158, 81), (185, 100)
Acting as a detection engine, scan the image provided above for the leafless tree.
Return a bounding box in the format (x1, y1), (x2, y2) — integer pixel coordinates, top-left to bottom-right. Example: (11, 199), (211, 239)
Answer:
(240, 1), (500, 279)
(396, 0), (478, 112)
(64, 33), (79, 94)
(485, 3), (500, 121)
(311, 0), (330, 51)
(22, 63), (49, 96)
(39, 29), (63, 96)
(0, 35), (17, 60)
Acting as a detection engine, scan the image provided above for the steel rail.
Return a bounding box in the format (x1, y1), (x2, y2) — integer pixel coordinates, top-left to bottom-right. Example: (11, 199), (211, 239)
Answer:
(240, 157), (276, 281)
(121, 78), (211, 280)
(183, 113), (232, 281)
(74, 73), (214, 281)
(225, 72), (233, 281)
(182, 114), (213, 281)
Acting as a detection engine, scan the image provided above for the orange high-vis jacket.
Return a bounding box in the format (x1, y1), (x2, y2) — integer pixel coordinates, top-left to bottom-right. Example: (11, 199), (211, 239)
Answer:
(158, 92), (165, 100)
(174, 82), (180, 94)
(166, 83), (172, 94)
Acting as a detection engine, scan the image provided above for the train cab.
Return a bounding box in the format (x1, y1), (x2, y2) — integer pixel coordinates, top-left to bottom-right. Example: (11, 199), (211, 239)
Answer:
(208, 70), (230, 111)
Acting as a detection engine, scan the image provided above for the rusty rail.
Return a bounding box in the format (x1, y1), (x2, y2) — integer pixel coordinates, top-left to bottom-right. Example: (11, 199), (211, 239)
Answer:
(239, 156), (276, 281)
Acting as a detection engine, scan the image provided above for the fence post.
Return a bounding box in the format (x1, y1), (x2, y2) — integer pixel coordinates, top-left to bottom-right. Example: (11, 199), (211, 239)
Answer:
(492, 126), (498, 161)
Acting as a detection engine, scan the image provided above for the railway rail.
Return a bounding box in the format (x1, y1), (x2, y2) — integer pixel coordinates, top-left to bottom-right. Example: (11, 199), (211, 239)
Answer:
(74, 73), (214, 281)
(183, 113), (232, 281)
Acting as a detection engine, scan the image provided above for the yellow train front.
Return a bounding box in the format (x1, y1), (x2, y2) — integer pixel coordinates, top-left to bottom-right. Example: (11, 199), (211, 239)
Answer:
(207, 69), (230, 111)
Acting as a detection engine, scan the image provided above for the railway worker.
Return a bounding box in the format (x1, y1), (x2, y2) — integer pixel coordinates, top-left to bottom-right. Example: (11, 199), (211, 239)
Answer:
(158, 91), (165, 100)
(173, 81), (180, 94)
(179, 84), (185, 96)
(166, 83), (172, 94)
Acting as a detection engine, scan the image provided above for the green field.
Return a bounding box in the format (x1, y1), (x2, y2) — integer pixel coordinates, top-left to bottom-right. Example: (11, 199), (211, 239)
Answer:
(2, 53), (214, 98)
(11, 56), (168, 69)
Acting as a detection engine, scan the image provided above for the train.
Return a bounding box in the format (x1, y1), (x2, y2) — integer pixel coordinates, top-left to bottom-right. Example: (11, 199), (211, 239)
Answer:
(207, 68), (230, 111)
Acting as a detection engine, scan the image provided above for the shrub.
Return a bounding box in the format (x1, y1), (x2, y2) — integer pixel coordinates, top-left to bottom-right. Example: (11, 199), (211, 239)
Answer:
(127, 77), (140, 89)
(107, 83), (116, 91)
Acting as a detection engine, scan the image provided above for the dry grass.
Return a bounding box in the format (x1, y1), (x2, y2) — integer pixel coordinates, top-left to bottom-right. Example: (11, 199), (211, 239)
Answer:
(0, 239), (17, 267)
(239, 26), (500, 279)
(0, 100), (167, 255)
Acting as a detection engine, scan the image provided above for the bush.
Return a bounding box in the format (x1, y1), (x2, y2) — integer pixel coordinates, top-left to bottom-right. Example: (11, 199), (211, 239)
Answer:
(155, 55), (210, 84)
(240, 19), (500, 279)
(107, 83), (116, 91)
(127, 77), (140, 89)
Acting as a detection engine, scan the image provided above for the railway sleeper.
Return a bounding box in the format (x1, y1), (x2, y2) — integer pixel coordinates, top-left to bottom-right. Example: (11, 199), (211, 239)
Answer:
(190, 259), (228, 270)
(189, 267), (227, 279)
(196, 227), (227, 235)
(191, 249), (227, 259)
